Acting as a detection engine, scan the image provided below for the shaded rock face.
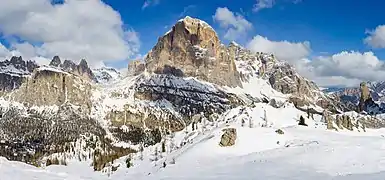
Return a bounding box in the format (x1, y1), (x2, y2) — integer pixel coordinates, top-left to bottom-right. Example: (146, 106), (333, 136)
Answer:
(219, 128), (237, 147)
(49, 56), (97, 82)
(0, 56), (39, 92)
(145, 16), (242, 87)
(106, 74), (244, 135)
(134, 74), (242, 121)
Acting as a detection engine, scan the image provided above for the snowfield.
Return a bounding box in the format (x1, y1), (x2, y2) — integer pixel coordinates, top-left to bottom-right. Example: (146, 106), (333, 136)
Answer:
(3, 103), (385, 180)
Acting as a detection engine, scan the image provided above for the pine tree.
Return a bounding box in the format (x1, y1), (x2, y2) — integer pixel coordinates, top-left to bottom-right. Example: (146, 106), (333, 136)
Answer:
(161, 141), (166, 153)
(298, 116), (308, 126)
(126, 156), (132, 168)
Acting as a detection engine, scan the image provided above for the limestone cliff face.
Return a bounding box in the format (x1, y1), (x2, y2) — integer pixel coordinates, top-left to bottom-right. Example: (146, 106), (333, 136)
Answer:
(8, 67), (92, 114)
(145, 16), (242, 87)
(128, 60), (145, 76)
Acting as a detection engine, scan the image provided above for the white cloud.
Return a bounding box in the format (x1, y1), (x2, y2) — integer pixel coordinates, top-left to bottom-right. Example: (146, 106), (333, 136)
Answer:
(247, 35), (310, 65)
(247, 35), (385, 87)
(253, 0), (302, 12)
(304, 51), (385, 85)
(0, 42), (51, 65)
(253, 0), (275, 12)
(142, 0), (160, 10)
(364, 25), (385, 48)
(0, 0), (140, 67)
(213, 7), (253, 41)
(0, 43), (10, 59)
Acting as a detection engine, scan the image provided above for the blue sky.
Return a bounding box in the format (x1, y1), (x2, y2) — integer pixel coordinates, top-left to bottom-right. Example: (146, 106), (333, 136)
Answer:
(1, 0), (385, 87)
(103, 0), (385, 58)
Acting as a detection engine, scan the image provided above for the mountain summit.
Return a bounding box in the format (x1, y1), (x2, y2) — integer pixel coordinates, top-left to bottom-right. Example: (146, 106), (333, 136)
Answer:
(145, 16), (242, 87)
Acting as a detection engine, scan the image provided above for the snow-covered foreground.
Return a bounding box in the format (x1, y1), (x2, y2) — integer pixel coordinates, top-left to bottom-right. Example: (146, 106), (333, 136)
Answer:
(142, 127), (385, 180)
(3, 104), (385, 180)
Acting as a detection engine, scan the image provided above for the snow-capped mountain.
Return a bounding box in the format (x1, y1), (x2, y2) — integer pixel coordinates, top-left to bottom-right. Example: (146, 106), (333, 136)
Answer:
(1, 16), (384, 179)
(93, 67), (122, 83)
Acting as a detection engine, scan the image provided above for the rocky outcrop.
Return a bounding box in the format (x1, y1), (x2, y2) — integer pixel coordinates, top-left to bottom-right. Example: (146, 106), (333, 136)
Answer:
(219, 128), (237, 147)
(128, 60), (145, 76)
(323, 111), (366, 131)
(266, 62), (348, 113)
(275, 129), (284, 135)
(227, 42), (348, 113)
(48, 56), (97, 82)
(359, 82), (371, 112)
(8, 67), (93, 114)
(0, 56), (39, 92)
(268, 63), (318, 97)
(145, 16), (242, 87)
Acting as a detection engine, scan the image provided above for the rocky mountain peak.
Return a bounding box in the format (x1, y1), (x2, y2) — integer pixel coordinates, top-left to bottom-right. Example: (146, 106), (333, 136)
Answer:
(48, 57), (97, 82)
(50, 56), (61, 67)
(61, 59), (77, 71)
(79, 59), (88, 68)
(0, 56), (39, 91)
(145, 16), (242, 87)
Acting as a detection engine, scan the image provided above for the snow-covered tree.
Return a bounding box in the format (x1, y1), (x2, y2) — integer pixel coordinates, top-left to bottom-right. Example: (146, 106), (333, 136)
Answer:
(249, 117), (253, 128)
(262, 109), (268, 127)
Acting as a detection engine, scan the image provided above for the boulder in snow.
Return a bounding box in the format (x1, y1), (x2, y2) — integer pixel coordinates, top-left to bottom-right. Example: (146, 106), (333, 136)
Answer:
(219, 128), (237, 147)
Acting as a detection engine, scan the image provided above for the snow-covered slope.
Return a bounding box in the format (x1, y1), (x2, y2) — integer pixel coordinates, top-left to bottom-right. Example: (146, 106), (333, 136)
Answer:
(2, 103), (385, 179)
